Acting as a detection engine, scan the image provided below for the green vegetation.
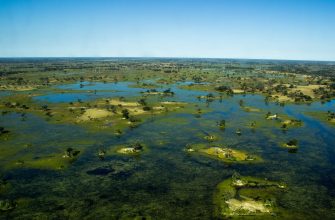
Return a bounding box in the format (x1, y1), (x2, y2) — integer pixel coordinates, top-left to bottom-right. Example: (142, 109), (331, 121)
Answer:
(185, 143), (261, 163)
(0, 58), (334, 218)
(214, 173), (286, 218)
(114, 142), (147, 155)
(305, 110), (335, 126)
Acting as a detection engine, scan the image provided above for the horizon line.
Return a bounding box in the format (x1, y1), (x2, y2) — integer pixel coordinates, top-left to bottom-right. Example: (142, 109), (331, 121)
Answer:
(0, 56), (334, 63)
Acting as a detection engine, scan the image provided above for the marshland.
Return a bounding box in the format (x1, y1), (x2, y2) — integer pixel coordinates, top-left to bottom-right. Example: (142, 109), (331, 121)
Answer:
(0, 58), (335, 219)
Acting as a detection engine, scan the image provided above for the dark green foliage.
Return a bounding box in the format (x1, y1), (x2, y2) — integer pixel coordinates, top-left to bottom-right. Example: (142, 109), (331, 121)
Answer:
(122, 109), (130, 119)
(65, 147), (80, 158)
(287, 139), (298, 146)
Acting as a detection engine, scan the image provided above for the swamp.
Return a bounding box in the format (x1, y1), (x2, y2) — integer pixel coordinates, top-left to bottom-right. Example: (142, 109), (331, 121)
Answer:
(0, 58), (335, 219)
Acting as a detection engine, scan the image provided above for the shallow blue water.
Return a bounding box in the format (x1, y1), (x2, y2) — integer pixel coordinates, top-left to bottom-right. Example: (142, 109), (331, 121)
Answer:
(34, 81), (210, 103)
(35, 82), (144, 103)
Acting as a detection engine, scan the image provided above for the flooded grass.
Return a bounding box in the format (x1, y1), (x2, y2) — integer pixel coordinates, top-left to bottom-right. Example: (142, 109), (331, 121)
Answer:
(0, 60), (335, 219)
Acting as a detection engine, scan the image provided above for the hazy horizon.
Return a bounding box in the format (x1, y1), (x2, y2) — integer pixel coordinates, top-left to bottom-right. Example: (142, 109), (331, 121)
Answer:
(1, 56), (335, 63)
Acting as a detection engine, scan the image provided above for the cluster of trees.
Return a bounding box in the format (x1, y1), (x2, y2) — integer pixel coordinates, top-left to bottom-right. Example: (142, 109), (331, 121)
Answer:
(286, 139), (298, 146)
(314, 86), (335, 101)
(138, 98), (152, 111)
(327, 111), (335, 121)
(163, 88), (174, 96)
(64, 147), (80, 159)
(239, 82), (265, 93)
(4, 102), (29, 110)
(0, 126), (9, 135)
(215, 85), (233, 95)
(289, 91), (312, 102)
(217, 120), (226, 129)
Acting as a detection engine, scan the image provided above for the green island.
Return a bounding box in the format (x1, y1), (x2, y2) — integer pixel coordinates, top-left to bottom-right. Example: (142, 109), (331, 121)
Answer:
(213, 173), (286, 218)
(186, 143), (262, 163)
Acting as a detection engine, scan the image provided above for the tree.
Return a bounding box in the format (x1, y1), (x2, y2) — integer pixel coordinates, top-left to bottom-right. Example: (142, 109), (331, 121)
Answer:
(64, 147), (80, 158)
(0, 127), (9, 135)
(143, 106), (152, 111)
(122, 109), (130, 119)
(163, 88), (174, 96)
(138, 98), (147, 106)
(287, 139), (298, 146)
(218, 120), (226, 129)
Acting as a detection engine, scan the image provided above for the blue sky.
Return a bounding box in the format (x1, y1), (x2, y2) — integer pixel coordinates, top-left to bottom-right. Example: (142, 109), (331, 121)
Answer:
(0, 0), (335, 60)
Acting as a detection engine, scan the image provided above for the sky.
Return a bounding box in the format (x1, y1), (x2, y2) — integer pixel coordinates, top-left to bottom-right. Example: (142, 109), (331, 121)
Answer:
(0, 0), (335, 61)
